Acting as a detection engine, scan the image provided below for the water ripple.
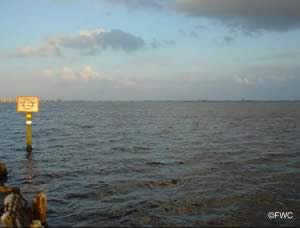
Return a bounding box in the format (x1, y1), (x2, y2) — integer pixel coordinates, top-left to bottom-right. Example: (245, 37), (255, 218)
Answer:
(0, 102), (299, 226)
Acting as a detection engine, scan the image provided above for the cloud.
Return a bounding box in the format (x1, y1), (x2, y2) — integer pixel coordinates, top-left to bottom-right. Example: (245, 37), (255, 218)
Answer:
(189, 31), (199, 38)
(235, 76), (257, 86)
(13, 45), (62, 58)
(150, 38), (176, 48)
(178, 29), (200, 38)
(80, 66), (98, 81)
(13, 28), (145, 57)
(60, 67), (78, 80)
(112, 78), (139, 89)
(233, 62), (300, 87)
(41, 65), (140, 88)
(102, 0), (300, 32)
(260, 50), (300, 61)
(101, 0), (166, 10)
(55, 28), (145, 53)
(194, 25), (207, 30)
(42, 65), (99, 81)
(223, 35), (235, 44)
(174, 0), (300, 32)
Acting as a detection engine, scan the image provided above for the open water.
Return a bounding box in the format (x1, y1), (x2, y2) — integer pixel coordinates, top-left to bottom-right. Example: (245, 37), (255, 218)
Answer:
(0, 101), (299, 226)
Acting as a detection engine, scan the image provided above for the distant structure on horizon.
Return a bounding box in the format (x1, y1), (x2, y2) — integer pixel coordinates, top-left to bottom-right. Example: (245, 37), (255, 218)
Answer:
(0, 98), (16, 103)
(0, 98), (64, 103)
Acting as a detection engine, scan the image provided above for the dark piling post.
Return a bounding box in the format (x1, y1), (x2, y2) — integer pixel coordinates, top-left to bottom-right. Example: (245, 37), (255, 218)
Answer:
(26, 113), (33, 153)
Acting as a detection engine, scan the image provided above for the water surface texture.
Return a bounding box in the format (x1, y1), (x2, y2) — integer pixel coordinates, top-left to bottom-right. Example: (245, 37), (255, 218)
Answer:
(0, 102), (299, 226)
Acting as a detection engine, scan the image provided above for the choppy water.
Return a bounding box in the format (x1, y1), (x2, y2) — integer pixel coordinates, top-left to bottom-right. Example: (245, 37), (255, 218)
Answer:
(0, 101), (299, 226)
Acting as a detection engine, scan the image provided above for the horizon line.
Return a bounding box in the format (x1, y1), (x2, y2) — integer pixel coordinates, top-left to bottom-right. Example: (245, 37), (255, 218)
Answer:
(1, 99), (300, 103)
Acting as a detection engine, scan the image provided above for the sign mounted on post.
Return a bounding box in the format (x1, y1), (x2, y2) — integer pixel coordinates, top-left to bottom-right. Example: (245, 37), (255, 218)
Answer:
(16, 96), (40, 154)
(17, 96), (40, 113)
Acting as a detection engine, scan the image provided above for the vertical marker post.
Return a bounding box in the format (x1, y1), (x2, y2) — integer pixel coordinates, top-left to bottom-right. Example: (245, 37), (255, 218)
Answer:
(16, 96), (40, 154)
(26, 113), (33, 153)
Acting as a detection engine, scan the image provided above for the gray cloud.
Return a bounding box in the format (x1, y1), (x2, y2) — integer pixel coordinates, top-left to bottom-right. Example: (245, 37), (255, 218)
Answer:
(150, 38), (176, 48)
(13, 28), (145, 57)
(103, 0), (300, 32)
(56, 29), (145, 52)
(223, 35), (235, 44)
(175, 0), (300, 32)
(190, 31), (199, 38)
(178, 29), (199, 38)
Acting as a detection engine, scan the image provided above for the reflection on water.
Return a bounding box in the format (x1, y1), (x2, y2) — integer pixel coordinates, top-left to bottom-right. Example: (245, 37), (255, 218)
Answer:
(0, 101), (299, 226)
(23, 158), (34, 184)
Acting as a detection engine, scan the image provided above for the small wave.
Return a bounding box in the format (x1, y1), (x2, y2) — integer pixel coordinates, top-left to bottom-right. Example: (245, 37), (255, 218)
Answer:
(145, 161), (166, 166)
(48, 198), (67, 204)
(146, 161), (185, 166)
(112, 147), (129, 152)
(65, 191), (97, 200)
(142, 179), (178, 188)
(109, 208), (139, 220)
(43, 172), (64, 179)
(137, 200), (162, 209)
(48, 144), (64, 149)
(80, 125), (94, 129)
(133, 146), (150, 151)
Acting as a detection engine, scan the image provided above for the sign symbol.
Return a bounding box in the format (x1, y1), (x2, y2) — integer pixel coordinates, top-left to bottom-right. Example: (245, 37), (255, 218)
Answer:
(23, 99), (34, 110)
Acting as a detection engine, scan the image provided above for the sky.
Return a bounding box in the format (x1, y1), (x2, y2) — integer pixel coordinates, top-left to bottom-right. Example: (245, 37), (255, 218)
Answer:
(1, 0), (300, 100)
